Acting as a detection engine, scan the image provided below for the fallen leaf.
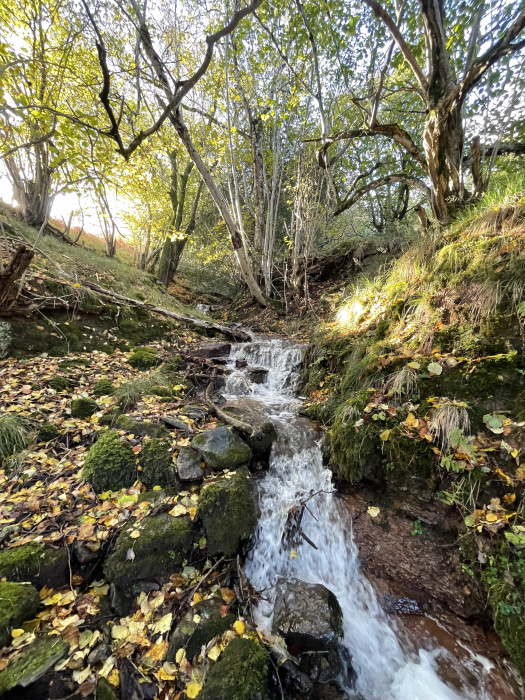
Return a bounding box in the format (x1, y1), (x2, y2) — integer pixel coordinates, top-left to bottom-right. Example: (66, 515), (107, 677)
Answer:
(367, 506), (380, 518)
(234, 620), (245, 636)
(186, 681), (202, 698)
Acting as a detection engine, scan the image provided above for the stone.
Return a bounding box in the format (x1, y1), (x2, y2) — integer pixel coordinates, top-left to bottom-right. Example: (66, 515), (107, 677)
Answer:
(81, 430), (136, 493)
(0, 581), (40, 648)
(272, 578), (343, 651)
(98, 406), (123, 427)
(197, 470), (257, 556)
(190, 343), (231, 359)
(199, 638), (269, 700)
(246, 367), (268, 384)
(245, 421), (277, 462)
(138, 438), (178, 489)
(87, 643), (112, 665)
(0, 543), (68, 588)
(70, 397), (99, 419)
(0, 635), (68, 693)
(184, 405), (210, 422)
(104, 512), (195, 614)
(116, 414), (168, 438)
(73, 541), (99, 565)
(161, 416), (191, 431)
(176, 447), (203, 481)
(192, 426), (252, 471)
(165, 597), (236, 662)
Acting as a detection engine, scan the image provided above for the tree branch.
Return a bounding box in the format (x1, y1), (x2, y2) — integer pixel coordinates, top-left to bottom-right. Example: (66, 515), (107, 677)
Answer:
(334, 173), (431, 216)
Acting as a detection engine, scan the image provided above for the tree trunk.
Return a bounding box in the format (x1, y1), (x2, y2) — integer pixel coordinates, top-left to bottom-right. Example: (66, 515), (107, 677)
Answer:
(251, 117), (265, 253)
(0, 245), (34, 311)
(170, 109), (270, 307)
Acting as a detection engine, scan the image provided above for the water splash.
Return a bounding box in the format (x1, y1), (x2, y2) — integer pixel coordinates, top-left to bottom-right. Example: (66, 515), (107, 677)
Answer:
(225, 340), (493, 700)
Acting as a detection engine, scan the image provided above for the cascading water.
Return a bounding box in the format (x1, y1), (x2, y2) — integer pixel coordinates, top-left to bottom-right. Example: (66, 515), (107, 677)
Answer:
(224, 339), (495, 700)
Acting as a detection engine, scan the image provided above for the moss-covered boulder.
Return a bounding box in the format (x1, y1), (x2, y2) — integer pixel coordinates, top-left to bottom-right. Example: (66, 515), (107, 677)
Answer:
(197, 470), (257, 556)
(104, 512), (195, 613)
(99, 406), (123, 427)
(116, 414), (168, 438)
(192, 427), (252, 471)
(0, 544), (68, 588)
(93, 377), (116, 396)
(71, 397), (99, 419)
(46, 376), (70, 393)
(199, 638), (269, 700)
(166, 597), (236, 662)
(138, 438), (178, 489)
(128, 346), (159, 369)
(176, 446), (203, 482)
(0, 634), (69, 692)
(82, 431), (136, 492)
(0, 581), (40, 648)
(37, 423), (59, 442)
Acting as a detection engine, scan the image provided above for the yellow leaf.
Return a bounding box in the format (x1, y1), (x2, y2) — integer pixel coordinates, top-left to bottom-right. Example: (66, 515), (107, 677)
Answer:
(73, 283), (81, 288)
(175, 648), (186, 664)
(503, 493), (516, 506)
(11, 629), (24, 639)
(188, 506), (197, 521)
(158, 667), (176, 681)
(169, 504), (187, 517)
(367, 506), (380, 518)
(234, 620), (245, 636)
(405, 412), (416, 427)
(111, 624), (128, 640)
(108, 668), (120, 686)
(290, 549), (297, 558)
(186, 681), (202, 698)
(379, 429), (390, 442)
(152, 613), (172, 635)
(130, 530), (140, 539)
(220, 587), (235, 603)
(485, 513), (499, 522)
(193, 592), (203, 604)
(208, 644), (222, 661)
(511, 449), (519, 459)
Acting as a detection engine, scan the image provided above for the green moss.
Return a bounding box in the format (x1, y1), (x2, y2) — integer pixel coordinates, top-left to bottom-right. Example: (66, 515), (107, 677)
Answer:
(327, 411), (383, 483)
(93, 378), (116, 396)
(38, 423), (59, 442)
(166, 598), (236, 662)
(46, 376), (70, 392)
(82, 431), (136, 492)
(116, 414), (168, 438)
(71, 398), (99, 419)
(163, 355), (186, 373)
(59, 358), (90, 370)
(139, 438), (177, 489)
(96, 677), (119, 700)
(104, 512), (195, 590)
(199, 638), (269, 700)
(197, 470), (257, 556)
(127, 346), (159, 369)
(0, 634), (69, 692)
(482, 545), (525, 677)
(0, 544), (68, 588)
(99, 406), (123, 427)
(0, 581), (40, 647)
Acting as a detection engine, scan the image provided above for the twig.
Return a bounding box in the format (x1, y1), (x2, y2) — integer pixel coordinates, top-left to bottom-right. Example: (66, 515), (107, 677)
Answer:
(205, 370), (258, 436)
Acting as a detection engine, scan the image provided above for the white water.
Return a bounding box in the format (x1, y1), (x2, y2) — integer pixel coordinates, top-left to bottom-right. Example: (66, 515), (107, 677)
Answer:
(225, 340), (493, 700)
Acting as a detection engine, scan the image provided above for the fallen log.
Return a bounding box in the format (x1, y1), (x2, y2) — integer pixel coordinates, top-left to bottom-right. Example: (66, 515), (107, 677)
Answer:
(79, 280), (254, 342)
(205, 369), (258, 436)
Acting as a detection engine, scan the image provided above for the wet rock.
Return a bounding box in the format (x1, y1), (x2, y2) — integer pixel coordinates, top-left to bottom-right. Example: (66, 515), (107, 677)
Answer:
(235, 358), (248, 368)
(70, 397), (99, 419)
(184, 405), (209, 423)
(273, 578), (343, 651)
(0, 635), (69, 693)
(199, 637), (269, 700)
(176, 447), (203, 482)
(104, 512), (195, 614)
(73, 540), (100, 565)
(197, 469), (258, 556)
(166, 597), (236, 662)
(381, 593), (422, 615)
(138, 438), (178, 489)
(87, 642), (112, 665)
(299, 645), (355, 691)
(0, 543), (68, 588)
(246, 367), (268, 384)
(278, 659), (314, 698)
(190, 343), (231, 359)
(245, 421), (277, 463)
(161, 416), (191, 431)
(82, 430), (136, 493)
(192, 426), (252, 471)
(0, 581), (40, 647)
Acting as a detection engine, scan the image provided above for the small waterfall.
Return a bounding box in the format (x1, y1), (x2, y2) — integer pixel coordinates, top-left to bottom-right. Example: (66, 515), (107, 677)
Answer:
(225, 339), (494, 700)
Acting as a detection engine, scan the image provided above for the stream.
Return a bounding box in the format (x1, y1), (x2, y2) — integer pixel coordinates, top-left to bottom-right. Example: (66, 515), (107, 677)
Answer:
(223, 338), (498, 700)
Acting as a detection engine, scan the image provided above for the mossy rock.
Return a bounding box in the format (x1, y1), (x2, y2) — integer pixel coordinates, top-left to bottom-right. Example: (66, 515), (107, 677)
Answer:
(166, 597), (236, 662)
(0, 544), (68, 588)
(139, 438), (178, 489)
(327, 412), (383, 483)
(59, 358), (90, 370)
(0, 634), (69, 692)
(163, 355), (186, 373)
(104, 512), (195, 612)
(46, 376), (70, 393)
(192, 427), (252, 471)
(128, 346), (159, 369)
(99, 406), (123, 427)
(93, 378), (116, 396)
(197, 470), (257, 556)
(71, 398), (99, 419)
(82, 431), (136, 492)
(37, 423), (59, 442)
(199, 638), (269, 700)
(0, 581), (40, 648)
(116, 414), (168, 438)
(96, 677), (120, 700)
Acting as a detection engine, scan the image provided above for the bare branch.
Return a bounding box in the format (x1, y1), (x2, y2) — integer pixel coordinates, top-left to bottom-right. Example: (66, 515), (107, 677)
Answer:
(334, 173), (431, 216)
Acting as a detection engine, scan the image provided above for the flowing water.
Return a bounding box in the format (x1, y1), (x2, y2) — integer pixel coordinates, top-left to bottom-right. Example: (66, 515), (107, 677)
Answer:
(224, 339), (495, 700)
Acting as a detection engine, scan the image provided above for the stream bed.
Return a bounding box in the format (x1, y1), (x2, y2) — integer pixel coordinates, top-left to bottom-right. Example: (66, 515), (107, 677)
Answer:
(222, 338), (512, 700)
